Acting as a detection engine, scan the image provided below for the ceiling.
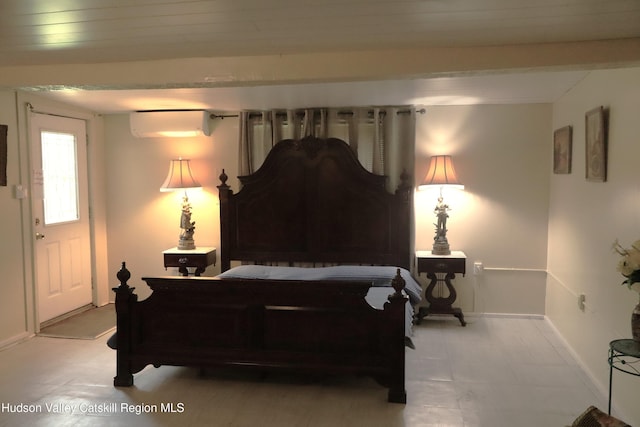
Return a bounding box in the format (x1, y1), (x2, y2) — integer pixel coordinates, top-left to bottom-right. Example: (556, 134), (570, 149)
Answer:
(4, 0), (640, 113)
(35, 71), (592, 113)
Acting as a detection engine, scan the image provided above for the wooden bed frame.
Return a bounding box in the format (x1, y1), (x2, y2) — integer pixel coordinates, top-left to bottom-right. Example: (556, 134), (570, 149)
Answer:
(113, 136), (413, 403)
(218, 136), (412, 271)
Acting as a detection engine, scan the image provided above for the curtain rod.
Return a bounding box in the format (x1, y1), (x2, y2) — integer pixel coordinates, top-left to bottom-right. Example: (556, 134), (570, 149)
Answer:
(210, 108), (425, 120)
(26, 102), (89, 120)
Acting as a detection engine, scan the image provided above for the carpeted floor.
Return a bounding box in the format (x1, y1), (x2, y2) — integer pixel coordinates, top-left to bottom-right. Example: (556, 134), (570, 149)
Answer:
(38, 304), (115, 340)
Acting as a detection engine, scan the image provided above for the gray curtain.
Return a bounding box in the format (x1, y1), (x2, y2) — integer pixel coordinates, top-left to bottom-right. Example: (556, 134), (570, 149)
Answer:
(238, 107), (415, 192)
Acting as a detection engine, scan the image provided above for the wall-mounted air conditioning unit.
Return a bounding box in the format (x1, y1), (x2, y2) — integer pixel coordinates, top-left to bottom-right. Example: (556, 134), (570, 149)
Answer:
(130, 110), (211, 138)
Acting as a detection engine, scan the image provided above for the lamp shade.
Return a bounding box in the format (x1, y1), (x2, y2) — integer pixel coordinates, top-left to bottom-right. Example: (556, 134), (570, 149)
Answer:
(160, 158), (201, 192)
(419, 155), (464, 190)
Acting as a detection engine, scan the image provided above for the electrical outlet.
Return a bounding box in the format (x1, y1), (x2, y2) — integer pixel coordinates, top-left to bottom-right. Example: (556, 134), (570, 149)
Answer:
(578, 294), (586, 311)
(13, 185), (27, 199)
(473, 261), (484, 275)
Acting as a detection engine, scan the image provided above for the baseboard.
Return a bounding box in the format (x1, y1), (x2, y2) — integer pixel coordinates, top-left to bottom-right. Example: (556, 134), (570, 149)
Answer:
(465, 312), (545, 320)
(0, 331), (33, 352)
(542, 316), (619, 418)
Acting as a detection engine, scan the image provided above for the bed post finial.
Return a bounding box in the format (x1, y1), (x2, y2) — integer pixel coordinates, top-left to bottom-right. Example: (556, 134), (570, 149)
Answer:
(116, 262), (131, 287)
(219, 169), (229, 188)
(395, 169), (412, 197)
(391, 268), (406, 296)
(113, 262), (135, 295)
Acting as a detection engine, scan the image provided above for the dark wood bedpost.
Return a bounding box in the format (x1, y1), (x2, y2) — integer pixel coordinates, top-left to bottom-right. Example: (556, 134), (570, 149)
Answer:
(395, 169), (413, 271)
(386, 269), (408, 403)
(113, 262), (137, 387)
(217, 169), (232, 272)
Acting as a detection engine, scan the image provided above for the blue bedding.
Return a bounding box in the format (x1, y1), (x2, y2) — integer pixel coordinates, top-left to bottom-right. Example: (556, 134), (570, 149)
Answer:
(217, 265), (422, 305)
(217, 265), (422, 340)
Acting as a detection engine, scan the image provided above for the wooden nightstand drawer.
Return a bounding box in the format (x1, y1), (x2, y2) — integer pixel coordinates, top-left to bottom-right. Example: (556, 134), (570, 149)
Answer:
(163, 247), (216, 276)
(416, 256), (466, 275)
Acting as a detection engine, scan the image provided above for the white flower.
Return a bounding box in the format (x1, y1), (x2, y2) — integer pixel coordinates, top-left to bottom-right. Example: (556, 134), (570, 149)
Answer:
(628, 241), (640, 263)
(618, 258), (639, 276)
(613, 238), (640, 290)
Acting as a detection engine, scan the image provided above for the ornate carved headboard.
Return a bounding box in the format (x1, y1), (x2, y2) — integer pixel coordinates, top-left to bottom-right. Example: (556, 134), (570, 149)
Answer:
(217, 136), (412, 271)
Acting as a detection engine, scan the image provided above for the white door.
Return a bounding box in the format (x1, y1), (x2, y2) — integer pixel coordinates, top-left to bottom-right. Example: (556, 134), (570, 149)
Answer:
(30, 113), (92, 323)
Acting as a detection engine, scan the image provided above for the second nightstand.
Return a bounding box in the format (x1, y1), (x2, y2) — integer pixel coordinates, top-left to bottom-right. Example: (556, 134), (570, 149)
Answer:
(415, 250), (467, 326)
(163, 246), (216, 276)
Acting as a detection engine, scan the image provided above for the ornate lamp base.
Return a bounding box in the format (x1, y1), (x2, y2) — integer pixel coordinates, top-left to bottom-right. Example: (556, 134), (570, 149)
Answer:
(178, 238), (195, 250)
(432, 193), (452, 255)
(432, 239), (451, 255)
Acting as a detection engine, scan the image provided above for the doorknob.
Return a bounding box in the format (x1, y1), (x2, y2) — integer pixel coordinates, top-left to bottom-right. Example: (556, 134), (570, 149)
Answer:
(35, 232), (45, 240)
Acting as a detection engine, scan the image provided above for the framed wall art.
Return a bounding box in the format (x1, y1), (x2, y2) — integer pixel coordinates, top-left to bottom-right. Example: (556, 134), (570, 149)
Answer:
(0, 124), (7, 186)
(553, 125), (572, 174)
(585, 106), (607, 182)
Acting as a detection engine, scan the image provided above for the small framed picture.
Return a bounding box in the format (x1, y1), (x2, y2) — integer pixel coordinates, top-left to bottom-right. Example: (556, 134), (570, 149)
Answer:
(553, 125), (572, 174)
(0, 124), (7, 186)
(585, 106), (607, 182)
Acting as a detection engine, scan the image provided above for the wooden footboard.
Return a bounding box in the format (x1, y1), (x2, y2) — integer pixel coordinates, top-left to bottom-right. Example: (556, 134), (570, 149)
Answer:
(112, 262), (408, 403)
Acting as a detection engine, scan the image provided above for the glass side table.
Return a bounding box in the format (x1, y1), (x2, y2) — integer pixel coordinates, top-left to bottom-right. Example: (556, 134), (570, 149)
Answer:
(608, 339), (640, 415)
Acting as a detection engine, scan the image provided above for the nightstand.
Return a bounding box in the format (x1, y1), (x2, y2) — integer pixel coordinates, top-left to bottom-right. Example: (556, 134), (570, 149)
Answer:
(415, 250), (467, 326)
(608, 339), (640, 415)
(163, 246), (216, 276)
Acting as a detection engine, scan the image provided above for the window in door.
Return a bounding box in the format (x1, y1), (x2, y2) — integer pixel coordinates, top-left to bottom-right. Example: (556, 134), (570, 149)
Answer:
(40, 131), (79, 225)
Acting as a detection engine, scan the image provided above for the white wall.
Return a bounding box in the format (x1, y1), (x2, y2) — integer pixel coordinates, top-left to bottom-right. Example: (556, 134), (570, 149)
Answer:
(0, 90), (108, 347)
(547, 67), (640, 424)
(104, 105), (552, 311)
(104, 114), (240, 300)
(414, 104), (551, 316)
(0, 90), (30, 346)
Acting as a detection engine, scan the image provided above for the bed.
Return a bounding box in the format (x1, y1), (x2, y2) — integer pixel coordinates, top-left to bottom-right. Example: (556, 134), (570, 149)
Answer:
(112, 136), (417, 403)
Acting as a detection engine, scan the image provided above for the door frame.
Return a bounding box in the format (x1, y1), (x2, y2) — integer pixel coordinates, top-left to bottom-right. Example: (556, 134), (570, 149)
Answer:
(16, 94), (109, 333)
(31, 112), (93, 323)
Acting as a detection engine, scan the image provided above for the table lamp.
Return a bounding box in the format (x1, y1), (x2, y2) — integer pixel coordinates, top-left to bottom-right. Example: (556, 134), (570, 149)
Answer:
(419, 155), (464, 255)
(160, 158), (201, 249)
